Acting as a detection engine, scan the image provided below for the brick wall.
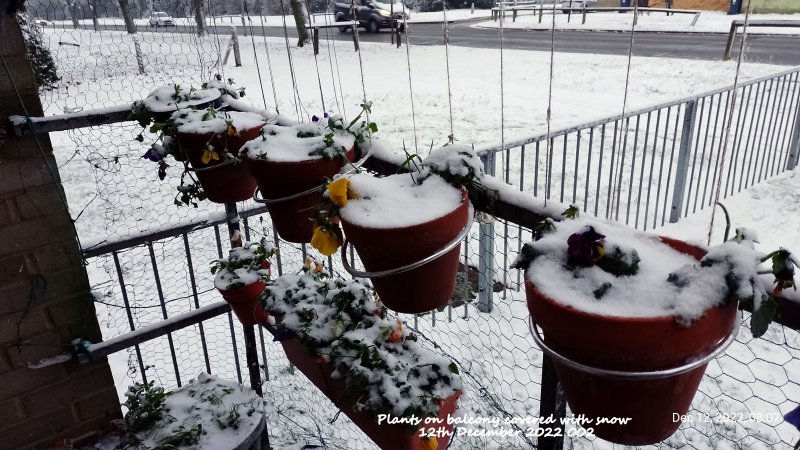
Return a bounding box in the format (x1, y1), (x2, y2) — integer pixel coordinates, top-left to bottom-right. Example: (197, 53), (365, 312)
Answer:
(672, 0), (729, 11)
(0, 13), (122, 450)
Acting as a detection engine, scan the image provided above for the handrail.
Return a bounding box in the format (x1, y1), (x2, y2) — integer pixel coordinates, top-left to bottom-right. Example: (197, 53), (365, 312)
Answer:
(723, 20), (800, 61)
(476, 66), (800, 154)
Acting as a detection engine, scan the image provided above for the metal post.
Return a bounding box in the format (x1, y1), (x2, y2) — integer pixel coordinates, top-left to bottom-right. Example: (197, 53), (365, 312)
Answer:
(723, 21), (737, 61)
(231, 26), (242, 67)
(478, 152), (496, 313)
(538, 355), (567, 450)
(224, 202), (263, 398)
(787, 101), (800, 170)
(471, 2), (474, 13)
(669, 100), (697, 223)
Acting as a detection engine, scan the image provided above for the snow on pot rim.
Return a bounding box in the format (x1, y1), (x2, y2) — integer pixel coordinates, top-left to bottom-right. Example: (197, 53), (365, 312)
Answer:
(171, 109), (266, 136)
(211, 240), (275, 290)
(140, 84), (221, 113)
(240, 122), (356, 163)
(525, 218), (764, 323)
(339, 173), (463, 229)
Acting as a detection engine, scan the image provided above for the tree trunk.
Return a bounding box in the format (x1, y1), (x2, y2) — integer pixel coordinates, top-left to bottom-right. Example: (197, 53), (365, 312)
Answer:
(193, 0), (205, 36)
(290, 0), (308, 47)
(70, 2), (80, 29)
(117, 0), (146, 74)
(89, 0), (99, 31)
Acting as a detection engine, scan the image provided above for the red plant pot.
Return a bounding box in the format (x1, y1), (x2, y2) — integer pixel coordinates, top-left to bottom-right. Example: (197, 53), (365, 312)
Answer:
(525, 237), (738, 445)
(218, 280), (269, 326)
(245, 149), (355, 244)
(340, 191), (469, 314)
(279, 336), (461, 450)
(177, 124), (263, 203)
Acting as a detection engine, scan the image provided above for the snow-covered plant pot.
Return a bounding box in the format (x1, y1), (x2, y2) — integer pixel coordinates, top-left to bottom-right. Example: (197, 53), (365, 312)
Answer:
(514, 220), (797, 445)
(311, 144), (488, 314)
(130, 83), (222, 124)
(100, 374), (264, 449)
(341, 174), (469, 313)
(261, 263), (462, 450)
(211, 238), (276, 326)
(173, 108), (265, 204)
(240, 107), (374, 243)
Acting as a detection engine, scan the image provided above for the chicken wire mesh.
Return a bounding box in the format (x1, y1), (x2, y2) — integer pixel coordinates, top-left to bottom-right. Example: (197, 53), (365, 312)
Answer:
(13, 0), (800, 447)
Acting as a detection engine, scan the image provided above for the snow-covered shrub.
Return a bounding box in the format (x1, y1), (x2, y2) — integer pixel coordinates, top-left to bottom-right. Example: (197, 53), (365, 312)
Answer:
(17, 12), (59, 91)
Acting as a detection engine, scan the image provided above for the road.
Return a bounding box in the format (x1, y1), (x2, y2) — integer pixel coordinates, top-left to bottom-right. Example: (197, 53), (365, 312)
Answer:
(64, 18), (800, 65)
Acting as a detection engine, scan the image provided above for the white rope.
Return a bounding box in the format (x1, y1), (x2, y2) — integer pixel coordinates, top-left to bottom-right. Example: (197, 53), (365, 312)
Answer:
(707, 0), (753, 245)
(543, 0), (558, 204)
(443, 1), (455, 144)
(350, 0), (370, 124)
(608, 0), (640, 220)
(321, 11), (344, 116)
(258, 9), (281, 113)
(401, 4), (419, 154)
(278, 0), (306, 121)
(300, 0), (327, 111)
(499, 0), (506, 167)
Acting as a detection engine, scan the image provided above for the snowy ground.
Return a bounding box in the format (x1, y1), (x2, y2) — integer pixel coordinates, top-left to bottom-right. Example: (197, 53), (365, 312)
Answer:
(475, 10), (800, 35)
(34, 22), (800, 449)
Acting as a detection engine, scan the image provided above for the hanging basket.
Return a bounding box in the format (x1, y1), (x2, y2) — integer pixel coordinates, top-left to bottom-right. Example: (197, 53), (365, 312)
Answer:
(177, 124), (263, 203)
(276, 334), (462, 450)
(340, 191), (471, 314)
(525, 238), (739, 445)
(247, 149), (355, 243)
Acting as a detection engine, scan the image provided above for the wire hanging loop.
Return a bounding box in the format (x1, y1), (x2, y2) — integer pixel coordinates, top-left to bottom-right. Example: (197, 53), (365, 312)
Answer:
(340, 210), (474, 279)
(252, 151), (372, 205)
(528, 316), (739, 380)
(185, 158), (237, 172)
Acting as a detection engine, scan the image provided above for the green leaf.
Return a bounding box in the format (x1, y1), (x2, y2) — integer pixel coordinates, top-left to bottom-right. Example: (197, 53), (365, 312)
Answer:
(750, 296), (778, 338)
(368, 122), (378, 133)
(448, 362), (459, 374)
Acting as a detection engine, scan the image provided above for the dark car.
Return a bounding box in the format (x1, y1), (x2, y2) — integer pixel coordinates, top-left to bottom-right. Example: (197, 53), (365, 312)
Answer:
(334, 0), (409, 33)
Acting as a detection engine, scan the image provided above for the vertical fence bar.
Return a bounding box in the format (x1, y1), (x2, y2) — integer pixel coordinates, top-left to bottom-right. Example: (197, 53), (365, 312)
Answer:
(758, 77), (784, 182)
(595, 124), (605, 217)
(538, 355), (566, 450)
(706, 91), (730, 208)
(182, 233), (212, 375)
(753, 79), (778, 184)
(684, 97), (705, 217)
(771, 73), (798, 175)
(634, 113), (650, 229)
(642, 110), (660, 231)
(726, 84), (752, 196)
(670, 100), (697, 223)
(786, 85), (800, 170)
(624, 115), (641, 225)
(778, 73), (800, 171)
(215, 225), (243, 384)
(654, 106), (672, 229)
(224, 202), (264, 397)
(694, 93), (718, 212)
(742, 82), (766, 191)
(146, 241), (182, 387)
(478, 152), (496, 313)
(112, 251), (148, 384)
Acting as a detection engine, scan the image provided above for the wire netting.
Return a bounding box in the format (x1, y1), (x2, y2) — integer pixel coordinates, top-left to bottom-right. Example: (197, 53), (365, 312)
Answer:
(15, 0), (800, 448)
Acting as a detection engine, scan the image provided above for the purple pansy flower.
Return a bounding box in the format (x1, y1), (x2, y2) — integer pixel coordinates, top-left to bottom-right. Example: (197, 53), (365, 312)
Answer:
(786, 405), (800, 430)
(142, 146), (163, 162)
(567, 226), (606, 268)
(323, 112), (329, 118)
(311, 115), (319, 123)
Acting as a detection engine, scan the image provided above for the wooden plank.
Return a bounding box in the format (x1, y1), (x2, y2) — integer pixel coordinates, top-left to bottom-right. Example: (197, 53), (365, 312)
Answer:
(9, 104), (132, 136)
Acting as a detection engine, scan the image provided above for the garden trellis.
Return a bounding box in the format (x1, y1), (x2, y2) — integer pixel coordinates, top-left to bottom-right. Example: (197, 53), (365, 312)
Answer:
(7, 0), (800, 448)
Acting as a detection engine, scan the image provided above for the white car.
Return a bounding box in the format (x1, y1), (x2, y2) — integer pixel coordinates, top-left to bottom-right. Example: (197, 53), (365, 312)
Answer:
(562, 0), (598, 11)
(149, 12), (175, 27)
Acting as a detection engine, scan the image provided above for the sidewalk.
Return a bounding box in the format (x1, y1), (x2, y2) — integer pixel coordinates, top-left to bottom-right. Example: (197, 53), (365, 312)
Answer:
(474, 11), (800, 35)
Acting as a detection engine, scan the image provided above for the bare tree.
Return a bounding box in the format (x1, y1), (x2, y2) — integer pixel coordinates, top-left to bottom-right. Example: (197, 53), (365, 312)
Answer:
(117, 0), (146, 74)
(193, 0), (205, 36)
(87, 0), (99, 31)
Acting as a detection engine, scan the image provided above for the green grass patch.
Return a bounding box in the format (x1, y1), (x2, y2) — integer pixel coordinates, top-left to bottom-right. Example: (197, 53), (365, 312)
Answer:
(751, 0), (800, 14)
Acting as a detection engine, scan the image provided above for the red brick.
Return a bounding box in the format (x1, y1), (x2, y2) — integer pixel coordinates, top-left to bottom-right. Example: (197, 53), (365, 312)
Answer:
(12, 184), (71, 222)
(23, 243), (84, 275)
(0, 199), (14, 226)
(29, 416), (115, 450)
(74, 387), (122, 422)
(0, 55), (38, 96)
(0, 398), (25, 431)
(0, 19), (26, 58)
(20, 365), (116, 419)
(0, 268), (91, 317)
(45, 293), (97, 328)
(0, 407), (75, 450)
(0, 307), (52, 346)
(0, 212), (76, 254)
(0, 349), (12, 374)
(0, 252), (29, 288)
(0, 364), (63, 402)
(4, 332), (64, 370)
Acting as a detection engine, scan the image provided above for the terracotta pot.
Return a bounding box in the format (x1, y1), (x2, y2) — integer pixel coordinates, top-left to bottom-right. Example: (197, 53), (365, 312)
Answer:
(245, 149), (355, 243)
(278, 336), (461, 450)
(217, 261), (271, 326)
(341, 191), (469, 314)
(525, 237), (738, 445)
(177, 124), (263, 203)
(218, 280), (269, 326)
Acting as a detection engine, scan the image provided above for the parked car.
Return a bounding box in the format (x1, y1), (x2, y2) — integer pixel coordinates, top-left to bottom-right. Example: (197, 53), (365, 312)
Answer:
(334, 0), (409, 33)
(561, 0), (598, 12)
(149, 12), (175, 27)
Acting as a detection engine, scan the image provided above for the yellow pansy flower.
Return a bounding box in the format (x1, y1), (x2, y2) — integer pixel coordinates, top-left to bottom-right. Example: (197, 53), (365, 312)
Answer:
(311, 226), (340, 256)
(327, 177), (350, 208)
(421, 436), (438, 450)
(226, 122), (238, 137)
(201, 147), (220, 164)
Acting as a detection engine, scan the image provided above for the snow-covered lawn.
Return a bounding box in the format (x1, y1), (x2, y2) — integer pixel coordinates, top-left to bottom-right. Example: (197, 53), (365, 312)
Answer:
(35, 24), (800, 449)
(476, 10), (800, 35)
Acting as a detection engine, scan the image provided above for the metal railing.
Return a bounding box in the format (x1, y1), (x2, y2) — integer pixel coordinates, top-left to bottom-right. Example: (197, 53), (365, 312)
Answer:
(476, 65), (800, 231)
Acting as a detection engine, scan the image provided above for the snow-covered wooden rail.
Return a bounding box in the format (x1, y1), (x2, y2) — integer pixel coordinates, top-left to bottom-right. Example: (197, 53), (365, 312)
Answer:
(723, 19), (800, 61)
(492, 5), (701, 26)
